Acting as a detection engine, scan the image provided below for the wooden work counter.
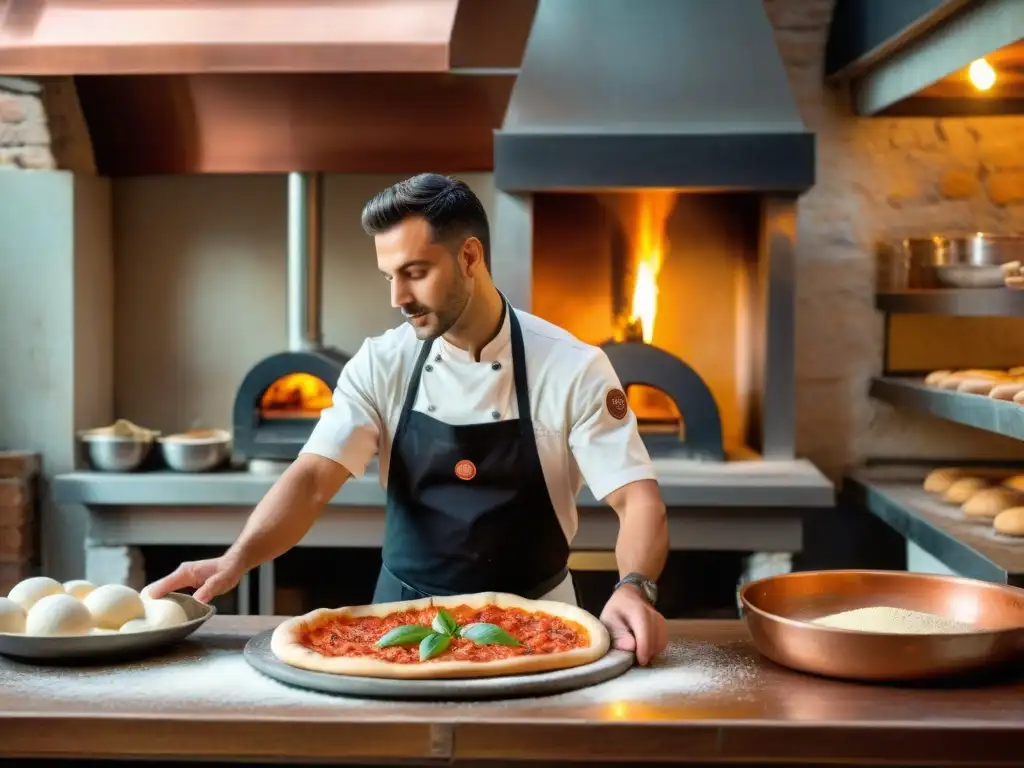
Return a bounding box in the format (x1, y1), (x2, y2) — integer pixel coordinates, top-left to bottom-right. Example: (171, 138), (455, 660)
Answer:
(2, 617), (1023, 766)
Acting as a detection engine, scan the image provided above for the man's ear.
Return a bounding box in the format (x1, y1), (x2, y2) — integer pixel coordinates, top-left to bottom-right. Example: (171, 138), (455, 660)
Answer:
(460, 237), (486, 275)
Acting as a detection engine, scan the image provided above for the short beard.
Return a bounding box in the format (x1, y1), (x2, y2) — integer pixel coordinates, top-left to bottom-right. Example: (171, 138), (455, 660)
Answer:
(407, 278), (471, 340)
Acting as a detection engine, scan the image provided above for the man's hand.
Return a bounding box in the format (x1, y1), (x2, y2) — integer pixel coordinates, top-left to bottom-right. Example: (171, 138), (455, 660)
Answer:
(145, 555), (246, 604)
(600, 583), (668, 666)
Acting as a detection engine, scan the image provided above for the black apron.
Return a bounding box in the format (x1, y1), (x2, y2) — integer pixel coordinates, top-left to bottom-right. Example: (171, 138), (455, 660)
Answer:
(373, 300), (579, 605)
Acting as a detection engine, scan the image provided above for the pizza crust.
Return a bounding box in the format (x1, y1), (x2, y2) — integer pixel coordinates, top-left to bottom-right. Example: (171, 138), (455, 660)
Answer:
(269, 592), (611, 679)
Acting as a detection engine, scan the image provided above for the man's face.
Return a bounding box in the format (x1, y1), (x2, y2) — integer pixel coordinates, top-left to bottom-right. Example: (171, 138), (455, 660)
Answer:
(376, 216), (473, 340)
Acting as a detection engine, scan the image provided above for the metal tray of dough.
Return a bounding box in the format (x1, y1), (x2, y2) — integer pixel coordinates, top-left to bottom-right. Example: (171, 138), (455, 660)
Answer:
(0, 592), (215, 662)
(244, 629), (635, 700)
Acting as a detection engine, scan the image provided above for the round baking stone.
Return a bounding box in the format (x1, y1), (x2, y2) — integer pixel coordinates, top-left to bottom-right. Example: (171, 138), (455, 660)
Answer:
(243, 629), (634, 700)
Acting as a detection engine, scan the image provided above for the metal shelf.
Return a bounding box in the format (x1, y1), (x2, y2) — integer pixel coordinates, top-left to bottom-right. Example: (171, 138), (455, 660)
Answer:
(870, 377), (1024, 441)
(846, 466), (1024, 587)
(875, 288), (1024, 317)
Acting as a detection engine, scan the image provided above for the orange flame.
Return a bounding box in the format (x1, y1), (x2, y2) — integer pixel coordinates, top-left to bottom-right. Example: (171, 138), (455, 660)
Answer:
(628, 191), (674, 344)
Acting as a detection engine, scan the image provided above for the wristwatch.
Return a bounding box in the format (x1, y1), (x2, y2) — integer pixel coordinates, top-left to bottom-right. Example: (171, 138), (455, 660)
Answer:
(614, 572), (658, 605)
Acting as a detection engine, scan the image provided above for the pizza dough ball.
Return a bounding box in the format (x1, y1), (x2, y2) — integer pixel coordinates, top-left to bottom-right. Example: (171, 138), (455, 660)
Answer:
(119, 598), (188, 633)
(0, 597), (26, 634)
(25, 593), (94, 636)
(63, 579), (96, 600)
(925, 370), (952, 386)
(1003, 475), (1024, 493)
(958, 378), (1001, 395)
(943, 477), (990, 504)
(84, 584), (145, 630)
(961, 488), (1023, 520)
(994, 507), (1024, 536)
(923, 468), (966, 494)
(7, 576), (64, 611)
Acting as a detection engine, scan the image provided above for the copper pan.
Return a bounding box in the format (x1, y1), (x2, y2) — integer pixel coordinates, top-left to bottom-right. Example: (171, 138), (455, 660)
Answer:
(739, 570), (1024, 682)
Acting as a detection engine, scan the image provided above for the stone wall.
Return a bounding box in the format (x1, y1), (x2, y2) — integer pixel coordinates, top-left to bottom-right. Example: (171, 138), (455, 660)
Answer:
(765, 0), (1024, 479)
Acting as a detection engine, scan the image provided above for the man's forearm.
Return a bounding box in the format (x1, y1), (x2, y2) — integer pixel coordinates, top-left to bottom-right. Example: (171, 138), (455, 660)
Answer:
(614, 498), (669, 580)
(224, 454), (350, 572)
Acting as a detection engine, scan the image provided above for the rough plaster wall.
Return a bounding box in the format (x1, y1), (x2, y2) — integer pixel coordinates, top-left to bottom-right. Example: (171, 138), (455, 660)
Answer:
(764, 0), (1024, 480)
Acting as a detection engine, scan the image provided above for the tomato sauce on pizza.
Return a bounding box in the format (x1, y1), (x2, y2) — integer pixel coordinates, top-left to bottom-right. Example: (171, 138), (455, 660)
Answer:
(301, 604), (589, 664)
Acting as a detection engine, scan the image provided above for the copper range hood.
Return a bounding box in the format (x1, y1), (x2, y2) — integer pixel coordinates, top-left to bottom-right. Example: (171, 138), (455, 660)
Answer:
(0, 0), (538, 174)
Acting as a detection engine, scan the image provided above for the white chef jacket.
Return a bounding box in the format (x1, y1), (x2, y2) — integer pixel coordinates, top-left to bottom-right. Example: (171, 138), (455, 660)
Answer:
(300, 306), (657, 603)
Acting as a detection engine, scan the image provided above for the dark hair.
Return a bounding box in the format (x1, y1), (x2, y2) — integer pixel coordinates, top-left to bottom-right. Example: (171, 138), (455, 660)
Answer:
(361, 173), (490, 269)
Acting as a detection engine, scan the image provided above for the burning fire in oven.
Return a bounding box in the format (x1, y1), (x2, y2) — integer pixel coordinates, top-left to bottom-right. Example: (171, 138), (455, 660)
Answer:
(260, 373), (333, 419)
(613, 191), (679, 430)
(614, 190), (674, 346)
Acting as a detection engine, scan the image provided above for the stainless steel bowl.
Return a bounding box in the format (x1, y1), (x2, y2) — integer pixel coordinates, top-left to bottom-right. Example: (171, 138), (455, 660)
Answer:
(933, 234), (1024, 288)
(159, 429), (232, 472)
(79, 431), (156, 472)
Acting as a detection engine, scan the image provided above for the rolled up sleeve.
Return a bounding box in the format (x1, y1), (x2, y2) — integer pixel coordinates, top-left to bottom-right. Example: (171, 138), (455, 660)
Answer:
(568, 349), (657, 501)
(299, 339), (381, 477)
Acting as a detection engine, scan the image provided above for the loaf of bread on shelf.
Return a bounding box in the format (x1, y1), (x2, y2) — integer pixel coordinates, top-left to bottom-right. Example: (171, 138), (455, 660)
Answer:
(923, 467), (966, 494)
(943, 477), (994, 504)
(994, 507), (1024, 536)
(924, 467), (1015, 496)
(961, 488), (1024, 520)
(935, 370), (1008, 390)
(925, 370), (954, 386)
(1003, 475), (1024, 493)
(988, 382), (1024, 400)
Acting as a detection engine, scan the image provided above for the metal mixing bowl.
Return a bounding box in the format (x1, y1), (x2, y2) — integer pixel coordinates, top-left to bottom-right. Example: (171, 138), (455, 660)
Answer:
(159, 429), (232, 472)
(79, 431), (155, 472)
(931, 234), (1024, 288)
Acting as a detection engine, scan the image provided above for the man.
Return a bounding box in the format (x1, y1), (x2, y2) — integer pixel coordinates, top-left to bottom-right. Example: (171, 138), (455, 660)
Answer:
(149, 173), (670, 665)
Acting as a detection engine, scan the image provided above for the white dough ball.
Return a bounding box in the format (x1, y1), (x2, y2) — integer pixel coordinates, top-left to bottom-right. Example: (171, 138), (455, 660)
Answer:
(84, 584), (145, 630)
(119, 598), (189, 633)
(63, 579), (96, 600)
(119, 618), (150, 633)
(7, 576), (63, 611)
(0, 597), (26, 634)
(144, 598), (188, 628)
(25, 593), (94, 636)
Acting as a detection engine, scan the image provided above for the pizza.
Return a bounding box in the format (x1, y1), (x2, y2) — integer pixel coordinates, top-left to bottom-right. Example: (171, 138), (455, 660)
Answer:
(270, 591), (611, 679)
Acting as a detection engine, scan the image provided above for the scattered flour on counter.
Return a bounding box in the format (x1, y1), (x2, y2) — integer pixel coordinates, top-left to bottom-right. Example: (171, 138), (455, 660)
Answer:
(543, 637), (761, 705)
(811, 606), (976, 634)
(0, 636), (761, 711)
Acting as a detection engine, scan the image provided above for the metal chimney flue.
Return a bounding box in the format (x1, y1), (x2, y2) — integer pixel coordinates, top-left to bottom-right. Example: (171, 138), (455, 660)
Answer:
(287, 172), (324, 352)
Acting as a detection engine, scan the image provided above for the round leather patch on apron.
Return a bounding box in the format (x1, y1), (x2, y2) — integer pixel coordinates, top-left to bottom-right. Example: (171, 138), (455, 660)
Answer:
(454, 459), (477, 481)
(606, 388), (628, 420)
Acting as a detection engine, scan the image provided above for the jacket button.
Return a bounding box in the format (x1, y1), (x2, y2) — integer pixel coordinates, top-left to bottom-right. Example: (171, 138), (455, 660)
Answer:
(424, 364), (433, 372)
(491, 410), (500, 420)
(427, 405), (436, 412)
(491, 361), (501, 371)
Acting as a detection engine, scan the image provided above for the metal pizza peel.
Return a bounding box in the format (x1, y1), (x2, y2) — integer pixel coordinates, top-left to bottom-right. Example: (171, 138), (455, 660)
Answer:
(243, 629), (634, 700)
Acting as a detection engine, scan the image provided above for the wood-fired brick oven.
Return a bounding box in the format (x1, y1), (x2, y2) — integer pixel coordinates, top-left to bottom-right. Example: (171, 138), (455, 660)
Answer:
(232, 172), (349, 465)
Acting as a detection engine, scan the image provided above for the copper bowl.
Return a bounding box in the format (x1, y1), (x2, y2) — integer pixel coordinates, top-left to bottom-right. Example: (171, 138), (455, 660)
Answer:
(739, 570), (1024, 682)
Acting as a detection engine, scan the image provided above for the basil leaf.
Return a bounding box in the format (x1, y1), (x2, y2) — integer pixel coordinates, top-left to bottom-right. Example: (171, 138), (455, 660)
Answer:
(459, 622), (521, 646)
(432, 608), (458, 636)
(376, 623), (433, 648)
(419, 631), (451, 661)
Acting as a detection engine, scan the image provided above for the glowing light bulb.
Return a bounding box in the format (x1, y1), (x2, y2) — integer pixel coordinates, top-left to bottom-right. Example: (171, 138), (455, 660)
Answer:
(968, 58), (996, 91)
